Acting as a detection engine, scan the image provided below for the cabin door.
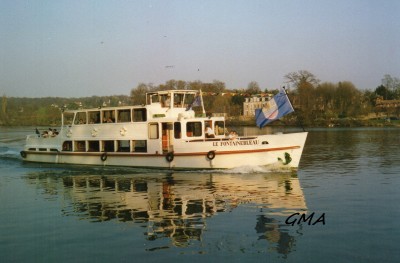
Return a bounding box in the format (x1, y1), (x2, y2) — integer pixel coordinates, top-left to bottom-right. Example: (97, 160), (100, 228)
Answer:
(161, 122), (173, 153)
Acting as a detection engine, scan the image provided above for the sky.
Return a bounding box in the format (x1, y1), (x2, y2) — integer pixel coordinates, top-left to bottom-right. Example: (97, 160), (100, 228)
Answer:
(0, 0), (399, 98)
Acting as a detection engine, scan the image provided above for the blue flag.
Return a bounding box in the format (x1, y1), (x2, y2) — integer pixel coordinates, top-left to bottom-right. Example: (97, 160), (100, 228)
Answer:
(186, 95), (202, 110)
(192, 95), (202, 107)
(255, 89), (294, 128)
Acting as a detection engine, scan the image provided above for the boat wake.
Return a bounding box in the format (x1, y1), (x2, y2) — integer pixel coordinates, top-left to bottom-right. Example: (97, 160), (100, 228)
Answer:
(0, 146), (21, 160)
(215, 165), (275, 174)
(192, 164), (293, 175)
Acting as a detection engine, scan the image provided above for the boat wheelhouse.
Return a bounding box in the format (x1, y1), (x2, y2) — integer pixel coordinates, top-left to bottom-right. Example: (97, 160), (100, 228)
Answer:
(21, 89), (308, 170)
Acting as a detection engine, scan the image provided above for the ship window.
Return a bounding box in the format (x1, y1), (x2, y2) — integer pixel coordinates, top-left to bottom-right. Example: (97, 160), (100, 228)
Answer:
(174, 93), (184, 107)
(74, 141), (86, 152)
(88, 141), (100, 152)
(102, 140), (115, 152)
(214, 121), (225, 136)
(160, 94), (170, 108)
(147, 94), (160, 104)
(186, 122), (202, 137)
(62, 141), (72, 151)
(63, 112), (74, 126)
(117, 140), (130, 152)
(88, 111), (100, 124)
(132, 140), (147, 152)
(185, 93), (196, 108)
(74, 112), (87, 125)
(102, 110), (115, 123)
(133, 108), (147, 122)
(117, 109), (131, 122)
(174, 122), (181, 139)
(149, 123), (159, 139)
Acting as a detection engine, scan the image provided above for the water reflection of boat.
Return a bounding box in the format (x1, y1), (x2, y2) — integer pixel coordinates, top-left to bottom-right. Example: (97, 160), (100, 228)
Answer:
(25, 172), (307, 254)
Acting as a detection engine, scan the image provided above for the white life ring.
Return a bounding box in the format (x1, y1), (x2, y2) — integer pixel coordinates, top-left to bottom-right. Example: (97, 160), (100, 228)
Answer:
(66, 128), (72, 137)
(120, 127), (127, 136)
(91, 128), (98, 137)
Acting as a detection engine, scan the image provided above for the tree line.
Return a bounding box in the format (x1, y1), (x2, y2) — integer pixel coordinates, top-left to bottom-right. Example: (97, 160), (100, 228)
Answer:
(0, 95), (131, 126)
(1, 71), (399, 126)
(130, 72), (400, 126)
(284, 71), (400, 126)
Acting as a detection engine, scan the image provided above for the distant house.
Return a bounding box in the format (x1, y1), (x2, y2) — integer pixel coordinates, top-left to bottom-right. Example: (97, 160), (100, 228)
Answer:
(375, 97), (400, 109)
(243, 95), (272, 117)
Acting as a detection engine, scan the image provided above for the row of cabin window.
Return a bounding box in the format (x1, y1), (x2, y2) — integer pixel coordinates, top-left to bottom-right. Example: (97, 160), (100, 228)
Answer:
(62, 140), (147, 152)
(149, 121), (225, 139)
(74, 109), (147, 125)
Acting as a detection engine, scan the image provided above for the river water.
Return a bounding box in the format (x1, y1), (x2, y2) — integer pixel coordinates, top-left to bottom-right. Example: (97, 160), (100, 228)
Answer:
(0, 126), (399, 262)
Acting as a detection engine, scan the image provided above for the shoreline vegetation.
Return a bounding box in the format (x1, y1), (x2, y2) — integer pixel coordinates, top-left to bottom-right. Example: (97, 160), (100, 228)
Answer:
(0, 95), (398, 128)
(1, 71), (399, 128)
(225, 117), (400, 128)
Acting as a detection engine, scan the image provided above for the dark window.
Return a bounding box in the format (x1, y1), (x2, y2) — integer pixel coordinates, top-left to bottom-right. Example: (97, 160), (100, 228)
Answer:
(74, 112), (87, 125)
(88, 111), (100, 124)
(103, 141), (114, 152)
(133, 140), (147, 152)
(214, 121), (225, 136)
(74, 141), (86, 152)
(102, 110), (115, 123)
(62, 141), (72, 151)
(133, 108), (147, 122)
(174, 122), (181, 139)
(186, 122), (202, 137)
(117, 140), (130, 152)
(88, 141), (100, 152)
(117, 109), (131, 122)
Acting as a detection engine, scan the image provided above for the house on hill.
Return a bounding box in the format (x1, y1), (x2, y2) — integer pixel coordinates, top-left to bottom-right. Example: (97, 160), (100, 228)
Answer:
(375, 97), (400, 109)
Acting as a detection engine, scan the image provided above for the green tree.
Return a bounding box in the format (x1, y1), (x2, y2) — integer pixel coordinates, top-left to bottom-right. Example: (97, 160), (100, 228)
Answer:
(315, 82), (336, 120)
(212, 95), (231, 115)
(130, 83), (149, 105)
(335, 81), (361, 118)
(375, 85), (394, 100)
(1, 94), (7, 123)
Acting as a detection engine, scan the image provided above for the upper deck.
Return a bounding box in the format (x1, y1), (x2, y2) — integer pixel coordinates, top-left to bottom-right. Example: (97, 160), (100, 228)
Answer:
(62, 90), (208, 126)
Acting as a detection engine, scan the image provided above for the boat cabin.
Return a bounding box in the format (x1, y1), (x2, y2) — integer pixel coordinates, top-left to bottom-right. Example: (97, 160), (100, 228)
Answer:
(53, 90), (226, 154)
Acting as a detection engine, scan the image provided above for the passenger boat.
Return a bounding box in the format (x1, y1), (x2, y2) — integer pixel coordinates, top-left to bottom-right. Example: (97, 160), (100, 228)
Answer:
(20, 89), (308, 170)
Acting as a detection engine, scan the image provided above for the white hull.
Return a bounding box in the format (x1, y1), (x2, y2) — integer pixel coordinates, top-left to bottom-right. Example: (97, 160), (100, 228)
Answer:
(22, 132), (307, 171)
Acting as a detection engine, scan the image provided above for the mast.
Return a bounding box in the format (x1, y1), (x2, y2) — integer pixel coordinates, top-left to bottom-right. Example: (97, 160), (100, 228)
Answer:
(200, 90), (205, 115)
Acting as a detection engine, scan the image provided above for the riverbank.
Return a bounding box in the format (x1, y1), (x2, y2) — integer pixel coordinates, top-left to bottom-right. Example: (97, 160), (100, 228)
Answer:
(226, 117), (400, 128)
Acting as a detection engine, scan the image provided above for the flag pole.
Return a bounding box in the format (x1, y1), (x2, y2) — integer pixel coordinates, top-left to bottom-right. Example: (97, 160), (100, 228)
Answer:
(200, 89), (205, 116)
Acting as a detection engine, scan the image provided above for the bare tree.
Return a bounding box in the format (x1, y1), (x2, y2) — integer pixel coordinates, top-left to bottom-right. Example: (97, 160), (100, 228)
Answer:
(246, 81), (261, 94)
(284, 70), (320, 89)
(381, 74), (400, 99)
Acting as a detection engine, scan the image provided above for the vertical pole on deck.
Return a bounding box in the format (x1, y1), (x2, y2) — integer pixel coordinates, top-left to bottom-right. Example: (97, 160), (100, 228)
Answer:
(200, 89), (206, 115)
